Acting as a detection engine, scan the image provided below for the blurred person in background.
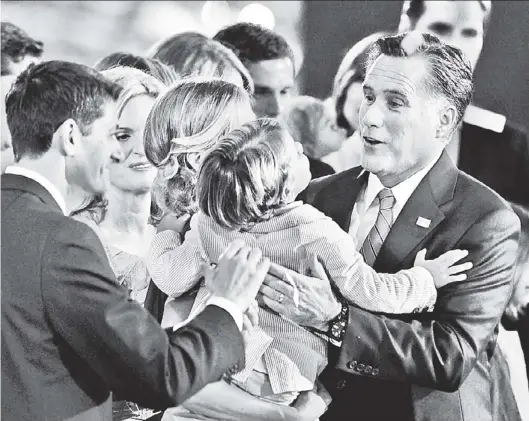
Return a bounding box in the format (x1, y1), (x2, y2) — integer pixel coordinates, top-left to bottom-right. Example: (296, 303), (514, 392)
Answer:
(1, 21), (43, 173)
(147, 32), (254, 95)
(93, 52), (179, 87)
(282, 95), (347, 178)
(323, 32), (390, 173)
(1, 60), (263, 421)
(399, 0), (529, 207)
(214, 22), (295, 119)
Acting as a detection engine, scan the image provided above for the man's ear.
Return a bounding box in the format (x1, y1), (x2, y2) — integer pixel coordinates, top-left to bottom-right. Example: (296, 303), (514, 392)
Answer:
(187, 152), (201, 171)
(55, 118), (81, 157)
(437, 105), (458, 142)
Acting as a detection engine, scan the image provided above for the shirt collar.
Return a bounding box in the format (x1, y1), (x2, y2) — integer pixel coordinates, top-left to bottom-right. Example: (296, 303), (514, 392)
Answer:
(4, 165), (67, 215)
(363, 153), (442, 209)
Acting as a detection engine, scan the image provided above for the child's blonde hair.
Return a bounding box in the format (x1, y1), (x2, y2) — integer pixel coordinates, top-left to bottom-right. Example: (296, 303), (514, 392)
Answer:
(198, 118), (296, 230)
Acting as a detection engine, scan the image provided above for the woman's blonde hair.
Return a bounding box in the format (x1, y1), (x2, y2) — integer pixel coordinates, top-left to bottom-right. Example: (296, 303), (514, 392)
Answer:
(145, 77), (255, 217)
(198, 118), (296, 230)
(101, 66), (166, 117)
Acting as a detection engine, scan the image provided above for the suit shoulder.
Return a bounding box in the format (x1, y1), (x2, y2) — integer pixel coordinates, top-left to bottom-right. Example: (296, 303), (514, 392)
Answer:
(49, 215), (105, 249)
(457, 170), (519, 225)
(304, 167), (363, 201)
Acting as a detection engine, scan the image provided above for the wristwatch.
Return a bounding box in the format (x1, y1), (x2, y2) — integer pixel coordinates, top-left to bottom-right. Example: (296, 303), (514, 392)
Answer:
(327, 297), (349, 342)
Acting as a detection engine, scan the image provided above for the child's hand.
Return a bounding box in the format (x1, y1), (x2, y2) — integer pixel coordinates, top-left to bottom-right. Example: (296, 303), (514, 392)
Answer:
(156, 213), (191, 234)
(414, 249), (473, 289)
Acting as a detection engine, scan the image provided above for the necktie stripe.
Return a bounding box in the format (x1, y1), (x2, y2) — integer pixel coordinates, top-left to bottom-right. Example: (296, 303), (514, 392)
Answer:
(360, 188), (396, 266)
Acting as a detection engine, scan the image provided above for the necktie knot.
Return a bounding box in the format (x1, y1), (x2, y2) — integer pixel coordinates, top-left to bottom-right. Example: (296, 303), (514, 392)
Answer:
(378, 188), (395, 211)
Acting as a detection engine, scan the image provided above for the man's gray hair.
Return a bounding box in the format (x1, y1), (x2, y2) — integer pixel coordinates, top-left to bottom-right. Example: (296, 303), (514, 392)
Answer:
(366, 32), (474, 129)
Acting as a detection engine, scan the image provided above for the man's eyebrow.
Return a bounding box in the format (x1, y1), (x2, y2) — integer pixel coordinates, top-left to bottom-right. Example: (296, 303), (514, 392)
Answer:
(383, 89), (409, 97)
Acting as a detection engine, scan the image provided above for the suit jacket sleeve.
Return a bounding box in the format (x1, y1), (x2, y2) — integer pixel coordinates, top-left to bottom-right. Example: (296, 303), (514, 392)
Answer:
(40, 218), (245, 409)
(334, 207), (519, 392)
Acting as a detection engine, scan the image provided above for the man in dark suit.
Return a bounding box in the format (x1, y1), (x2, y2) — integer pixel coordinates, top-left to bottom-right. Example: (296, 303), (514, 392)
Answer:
(1, 60), (269, 421)
(260, 33), (521, 420)
(399, 0), (529, 207)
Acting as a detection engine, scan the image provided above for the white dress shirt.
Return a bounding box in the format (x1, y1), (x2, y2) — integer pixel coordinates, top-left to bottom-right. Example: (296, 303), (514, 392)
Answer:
(349, 154), (442, 249)
(4, 165), (243, 331)
(4, 165), (67, 215)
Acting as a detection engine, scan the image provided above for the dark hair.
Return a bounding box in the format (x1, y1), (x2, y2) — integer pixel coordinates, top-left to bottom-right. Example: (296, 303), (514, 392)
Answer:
(332, 32), (390, 135)
(213, 22), (295, 71)
(148, 34), (254, 94)
(93, 52), (179, 86)
(366, 32), (474, 130)
(402, 1), (492, 34)
(1, 22), (44, 76)
(5, 60), (122, 160)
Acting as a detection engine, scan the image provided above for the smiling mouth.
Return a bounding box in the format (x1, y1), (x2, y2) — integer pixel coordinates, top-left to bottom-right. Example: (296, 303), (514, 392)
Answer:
(363, 136), (384, 146)
(129, 162), (153, 170)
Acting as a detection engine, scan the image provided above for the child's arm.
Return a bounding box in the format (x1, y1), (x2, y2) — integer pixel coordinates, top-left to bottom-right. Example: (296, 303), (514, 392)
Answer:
(310, 223), (466, 314)
(146, 214), (206, 297)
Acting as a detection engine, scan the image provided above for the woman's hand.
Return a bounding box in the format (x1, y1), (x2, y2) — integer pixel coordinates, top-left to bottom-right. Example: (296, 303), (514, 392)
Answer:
(414, 249), (473, 288)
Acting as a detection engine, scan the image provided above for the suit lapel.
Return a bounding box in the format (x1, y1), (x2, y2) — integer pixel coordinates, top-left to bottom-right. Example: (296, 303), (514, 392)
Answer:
(375, 152), (458, 271)
(315, 168), (368, 231)
(1, 173), (63, 214)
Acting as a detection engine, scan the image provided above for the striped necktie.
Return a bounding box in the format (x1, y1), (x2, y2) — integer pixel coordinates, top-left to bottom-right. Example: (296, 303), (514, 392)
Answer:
(360, 188), (396, 266)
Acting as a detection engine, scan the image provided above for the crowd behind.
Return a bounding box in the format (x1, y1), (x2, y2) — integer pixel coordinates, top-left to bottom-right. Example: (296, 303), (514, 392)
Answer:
(1, 1), (529, 421)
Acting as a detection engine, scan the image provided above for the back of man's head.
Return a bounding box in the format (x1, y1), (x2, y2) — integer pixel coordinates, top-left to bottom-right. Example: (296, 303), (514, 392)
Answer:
(1, 22), (44, 77)
(213, 22), (295, 69)
(6, 60), (122, 161)
(366, 32), (474, 130)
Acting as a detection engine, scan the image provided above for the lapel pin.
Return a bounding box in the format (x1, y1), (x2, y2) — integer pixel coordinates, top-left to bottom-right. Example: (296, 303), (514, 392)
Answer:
(416, 217), (431, 228)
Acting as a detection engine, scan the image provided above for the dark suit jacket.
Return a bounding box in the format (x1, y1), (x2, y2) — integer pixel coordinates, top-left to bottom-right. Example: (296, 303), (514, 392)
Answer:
(1, 174), (245, 421)
(459, 120), (529, 207)
(303, 152), (521, 421)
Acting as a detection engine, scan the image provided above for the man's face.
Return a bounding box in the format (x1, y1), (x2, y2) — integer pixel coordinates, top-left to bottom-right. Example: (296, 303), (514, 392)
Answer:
(66, 100), (122, 195)
(246, 58), (295, 118)
(411, 1), (485, 70)
(359, 55), (445, 187)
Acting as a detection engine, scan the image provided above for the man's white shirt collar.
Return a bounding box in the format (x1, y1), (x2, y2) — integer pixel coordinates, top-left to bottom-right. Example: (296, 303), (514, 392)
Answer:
(362, 153), (442, 211)
(4, 165), (67, 215)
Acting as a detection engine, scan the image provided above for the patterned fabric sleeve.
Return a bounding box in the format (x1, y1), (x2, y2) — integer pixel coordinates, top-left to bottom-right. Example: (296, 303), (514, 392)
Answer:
(304, 220), (437, 314)
(145, 215), (206, 297)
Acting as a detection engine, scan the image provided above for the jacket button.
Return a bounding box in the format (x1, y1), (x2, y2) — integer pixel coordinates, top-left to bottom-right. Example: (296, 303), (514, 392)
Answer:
(357, 363), (365, 372)
(347, 360), (357, 370)
(365, 365), (372, 374)
(372, 368), (379, 376)
(336, 379), (347, 390)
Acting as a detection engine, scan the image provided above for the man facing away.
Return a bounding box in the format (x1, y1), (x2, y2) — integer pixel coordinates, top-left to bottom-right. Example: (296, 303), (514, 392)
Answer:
(1, 21), (43, 173)
(399, 0), (529, 207)
(1, 60), (268, 421)
(260, 32), (520, 421)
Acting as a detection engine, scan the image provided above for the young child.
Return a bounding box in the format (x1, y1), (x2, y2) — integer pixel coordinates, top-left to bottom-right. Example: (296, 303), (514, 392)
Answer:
(147, 118), (470, 407)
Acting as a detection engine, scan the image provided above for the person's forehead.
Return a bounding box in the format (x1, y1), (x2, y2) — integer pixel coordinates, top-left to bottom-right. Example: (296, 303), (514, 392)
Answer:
(246, 58), (294, 88)
(364, 55), (429, 96)
(416, 1), (486, 29)
(119, 95), (154, 123)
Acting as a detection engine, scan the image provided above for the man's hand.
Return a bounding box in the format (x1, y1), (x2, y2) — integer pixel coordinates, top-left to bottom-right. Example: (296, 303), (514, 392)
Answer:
(204, 240), (270, 313)
(259, 255), (341, 331)
(242, 300), (259, 345)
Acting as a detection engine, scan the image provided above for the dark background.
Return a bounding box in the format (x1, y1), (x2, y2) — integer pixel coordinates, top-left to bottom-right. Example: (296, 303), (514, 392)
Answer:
(300, 1), (529, 127)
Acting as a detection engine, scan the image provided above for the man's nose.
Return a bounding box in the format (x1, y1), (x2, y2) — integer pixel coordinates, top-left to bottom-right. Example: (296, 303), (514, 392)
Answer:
(361, 104), (383, 128)
(267, 95), (281, 118)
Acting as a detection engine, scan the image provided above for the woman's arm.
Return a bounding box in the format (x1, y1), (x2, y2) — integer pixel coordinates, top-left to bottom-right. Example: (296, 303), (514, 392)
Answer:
(182, 380), (327, 421)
